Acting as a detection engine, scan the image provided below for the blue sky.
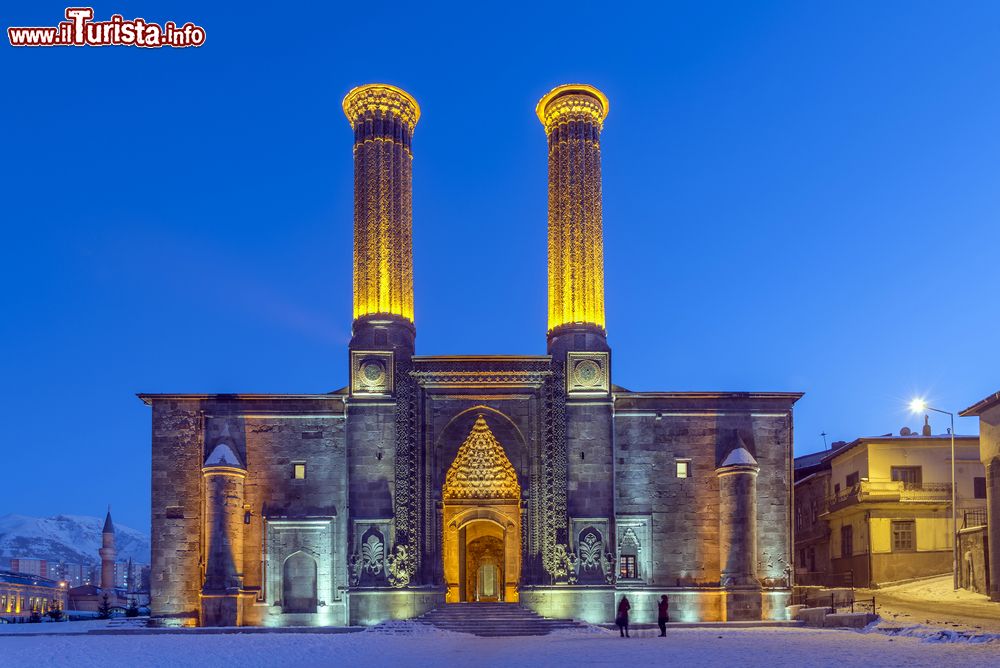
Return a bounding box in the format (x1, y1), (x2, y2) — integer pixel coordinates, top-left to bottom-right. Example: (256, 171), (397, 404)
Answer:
(3, 1), (999, 532)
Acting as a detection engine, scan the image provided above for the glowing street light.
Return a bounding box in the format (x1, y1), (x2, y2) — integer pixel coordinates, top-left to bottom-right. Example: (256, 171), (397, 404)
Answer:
(909, 397), (958, 590)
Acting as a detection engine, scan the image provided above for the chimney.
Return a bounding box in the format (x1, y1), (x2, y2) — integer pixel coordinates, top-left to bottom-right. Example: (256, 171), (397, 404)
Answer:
(342, 84), (419, 356)
(922, 415), (932, 436)
(537, 84), (610, 355)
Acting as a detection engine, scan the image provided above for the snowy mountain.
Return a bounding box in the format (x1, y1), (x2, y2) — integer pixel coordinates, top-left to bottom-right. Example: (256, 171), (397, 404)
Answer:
(0, 514), (150, 566)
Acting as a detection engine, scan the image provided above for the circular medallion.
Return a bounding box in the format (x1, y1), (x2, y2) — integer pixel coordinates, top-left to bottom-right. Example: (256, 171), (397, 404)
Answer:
(359, 359), (386, 387)
(574, 359), (601, 387)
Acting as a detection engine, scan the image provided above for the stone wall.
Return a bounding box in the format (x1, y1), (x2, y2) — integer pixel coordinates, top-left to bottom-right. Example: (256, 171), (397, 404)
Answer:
(146, 395), (349, 626)
(149, 399), (203, 625)
(958, 526), (989, 596)
(613, 394), (797, 588)
(566, 401), (614, 520)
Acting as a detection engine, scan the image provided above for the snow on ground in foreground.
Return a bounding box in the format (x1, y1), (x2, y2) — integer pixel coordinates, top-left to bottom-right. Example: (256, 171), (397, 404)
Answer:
(864, 621), (1000, 645)
(0, 619), (121, 635)
(1, 624), (998, 668)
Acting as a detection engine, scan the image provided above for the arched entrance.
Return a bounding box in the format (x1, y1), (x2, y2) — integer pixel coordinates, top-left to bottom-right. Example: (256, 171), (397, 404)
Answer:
(442, 415), (521, 603)
(282, 551), (317, 613)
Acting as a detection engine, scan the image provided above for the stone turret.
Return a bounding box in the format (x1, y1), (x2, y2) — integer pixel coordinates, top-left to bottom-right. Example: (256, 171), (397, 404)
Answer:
(200, 443), (247, 626)
(716, 436), (761, 620)
(99, 508), (116, 591)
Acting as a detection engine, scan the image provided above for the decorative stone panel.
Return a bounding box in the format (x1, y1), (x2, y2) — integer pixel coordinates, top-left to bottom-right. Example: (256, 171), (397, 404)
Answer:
(351, 350), (395, 396)
(566, 351), (609, 396)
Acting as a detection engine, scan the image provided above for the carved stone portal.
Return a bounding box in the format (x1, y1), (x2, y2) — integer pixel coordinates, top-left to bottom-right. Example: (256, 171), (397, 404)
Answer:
(441, 415), (522, 603)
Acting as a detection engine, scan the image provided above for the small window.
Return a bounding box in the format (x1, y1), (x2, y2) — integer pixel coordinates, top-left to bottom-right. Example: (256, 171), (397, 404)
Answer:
(892, 520), (915, 551)
(974, 477), (986, 499)
(891, 466), (922, 486)
(676, 460), (690, 478)
(841, 525), (853, 558)
(619, 555), (637, 579)
(846, 472), (859, 488)
(292, 462), (306, 480)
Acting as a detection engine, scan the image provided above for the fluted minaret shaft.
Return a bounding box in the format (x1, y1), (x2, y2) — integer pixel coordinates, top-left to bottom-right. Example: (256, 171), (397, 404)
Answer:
(537, 84), (609, 338)
(343, 84), (419, 326)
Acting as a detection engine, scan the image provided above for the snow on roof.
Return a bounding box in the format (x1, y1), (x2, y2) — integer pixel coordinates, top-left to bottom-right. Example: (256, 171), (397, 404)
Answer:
(721, 446), (758, 468)
(204, 443), (242, 468)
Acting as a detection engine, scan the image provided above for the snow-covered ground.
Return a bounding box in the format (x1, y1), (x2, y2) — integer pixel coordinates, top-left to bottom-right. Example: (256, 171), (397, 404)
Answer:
(878, 574), (993, 605)
(0, 623), (997, 668)
(861, 574), (1000, 633)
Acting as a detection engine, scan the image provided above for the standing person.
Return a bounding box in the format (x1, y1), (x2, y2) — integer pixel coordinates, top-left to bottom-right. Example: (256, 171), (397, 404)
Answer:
(657, 594), (670, 636)
(616, 595), (631, 638)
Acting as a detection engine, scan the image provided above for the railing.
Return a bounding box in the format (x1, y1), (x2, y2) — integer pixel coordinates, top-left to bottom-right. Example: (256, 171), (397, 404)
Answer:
(826, 480), (952, 509)
(963, 509), (987, 529)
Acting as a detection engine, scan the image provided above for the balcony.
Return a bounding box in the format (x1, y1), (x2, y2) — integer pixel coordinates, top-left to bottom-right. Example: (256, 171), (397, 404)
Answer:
(826, 480), (952, 512)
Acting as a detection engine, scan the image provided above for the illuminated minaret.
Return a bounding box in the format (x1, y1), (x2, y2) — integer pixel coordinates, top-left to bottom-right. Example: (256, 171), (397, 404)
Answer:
(537, 84), (610, 355)
(342, 84), (420, 356)
(99, 508), (116, 591)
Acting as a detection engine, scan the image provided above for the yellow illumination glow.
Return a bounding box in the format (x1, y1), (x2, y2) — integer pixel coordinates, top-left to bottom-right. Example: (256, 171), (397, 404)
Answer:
(538, 84), (609, 332)
(343, 84), (419, 323)
(910, 398), (927, 414)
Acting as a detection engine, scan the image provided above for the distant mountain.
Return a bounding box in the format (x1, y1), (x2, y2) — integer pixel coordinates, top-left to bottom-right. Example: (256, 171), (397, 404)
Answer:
(0, 514), (150, 566)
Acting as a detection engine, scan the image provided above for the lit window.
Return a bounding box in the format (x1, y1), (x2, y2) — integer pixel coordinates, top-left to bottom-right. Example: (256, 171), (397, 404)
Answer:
(619, 555), (637, 579)
(676, 460), (690, 478)
(892, 520), (915, 552)
(292, 463), (306, 480)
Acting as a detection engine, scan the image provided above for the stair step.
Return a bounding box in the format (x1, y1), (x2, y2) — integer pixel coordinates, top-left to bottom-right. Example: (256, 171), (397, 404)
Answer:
(416, 604), (588, 637)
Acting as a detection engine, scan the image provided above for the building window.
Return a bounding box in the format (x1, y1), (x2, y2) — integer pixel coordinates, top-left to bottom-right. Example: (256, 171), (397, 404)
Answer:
(846, 471), (859, 488)
(892, 520), (915, 552)
(974, 477), (986, 499)
(676, 460), (690, 478)
(292, 462), (306, 480)
(891, 466), (922, 486)
(619, 555), (637, 579)
(841, 525), (853, 558)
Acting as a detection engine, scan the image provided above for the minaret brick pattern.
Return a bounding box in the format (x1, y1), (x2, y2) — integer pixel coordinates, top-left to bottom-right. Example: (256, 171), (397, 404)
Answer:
(342, 84), (419, 324)
(537, 84), (609, 334)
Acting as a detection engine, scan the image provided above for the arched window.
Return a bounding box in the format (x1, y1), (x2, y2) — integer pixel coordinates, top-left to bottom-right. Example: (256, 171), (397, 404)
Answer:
(619, 528), (640, 580)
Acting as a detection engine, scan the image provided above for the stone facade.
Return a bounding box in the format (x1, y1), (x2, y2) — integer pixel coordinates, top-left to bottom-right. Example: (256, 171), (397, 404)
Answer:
(961, 392), (1000, 601)
(140, 83), (800, 627)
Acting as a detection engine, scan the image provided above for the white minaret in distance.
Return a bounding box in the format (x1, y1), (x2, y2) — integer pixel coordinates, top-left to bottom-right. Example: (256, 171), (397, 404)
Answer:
(99, 508), (116, 591)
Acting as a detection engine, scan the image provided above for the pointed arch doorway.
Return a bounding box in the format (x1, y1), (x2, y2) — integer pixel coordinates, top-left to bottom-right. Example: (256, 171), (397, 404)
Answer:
(441, 415), (522, 603)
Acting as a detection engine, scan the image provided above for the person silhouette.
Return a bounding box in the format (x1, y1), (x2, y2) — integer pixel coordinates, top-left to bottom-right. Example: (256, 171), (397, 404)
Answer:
(616, 596), (631, 638)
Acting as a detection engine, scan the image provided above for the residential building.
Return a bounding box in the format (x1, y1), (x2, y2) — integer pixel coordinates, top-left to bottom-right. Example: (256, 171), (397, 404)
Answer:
(794, 423), (984, 587)
(960, 391), (1000, 601)
(8, 558), (49, 579)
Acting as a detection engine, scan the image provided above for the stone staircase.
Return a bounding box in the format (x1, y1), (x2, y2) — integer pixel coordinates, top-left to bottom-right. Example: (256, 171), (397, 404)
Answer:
(417, 603), (587, 637)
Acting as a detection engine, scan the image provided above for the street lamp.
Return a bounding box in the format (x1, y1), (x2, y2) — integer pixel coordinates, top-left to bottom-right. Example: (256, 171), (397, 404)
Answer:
(909, 398), (958, 590)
